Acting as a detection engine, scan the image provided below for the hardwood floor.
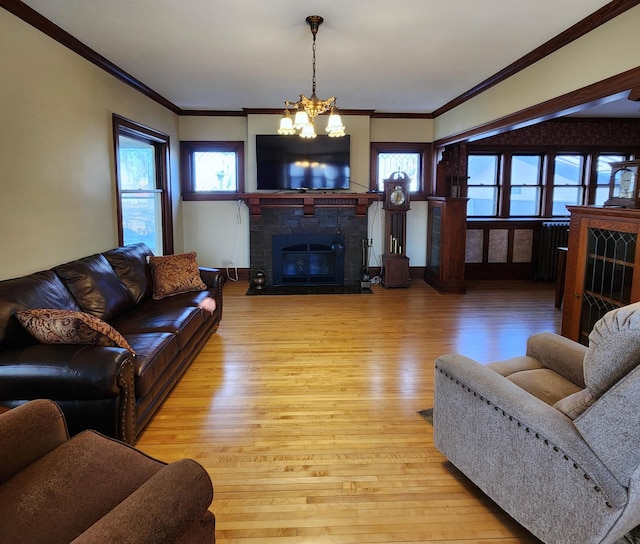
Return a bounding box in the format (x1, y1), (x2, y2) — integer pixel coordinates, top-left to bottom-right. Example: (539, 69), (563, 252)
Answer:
(136, 279), (561, 543)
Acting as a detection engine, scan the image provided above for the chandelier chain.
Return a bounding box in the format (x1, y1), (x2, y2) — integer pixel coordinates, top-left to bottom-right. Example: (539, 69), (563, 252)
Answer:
(311, 31), (317, 96)
(276, 15), (345, 138)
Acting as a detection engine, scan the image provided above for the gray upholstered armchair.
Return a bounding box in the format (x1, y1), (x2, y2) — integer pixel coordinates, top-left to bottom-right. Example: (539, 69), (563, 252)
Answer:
(0, 399), (215, 543)
(434, 301), (640, 544)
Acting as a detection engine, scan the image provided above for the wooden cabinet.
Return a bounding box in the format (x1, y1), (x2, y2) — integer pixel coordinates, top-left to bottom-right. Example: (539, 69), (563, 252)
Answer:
(562, 206), (640, 344)
(424, 197), (467, 294)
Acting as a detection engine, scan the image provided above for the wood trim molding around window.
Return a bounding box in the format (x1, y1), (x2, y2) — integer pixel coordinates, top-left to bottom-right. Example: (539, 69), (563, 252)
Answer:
(180, 141), (245, 201)
(112, 114), (174, 254)
(369, 142), (432, 197)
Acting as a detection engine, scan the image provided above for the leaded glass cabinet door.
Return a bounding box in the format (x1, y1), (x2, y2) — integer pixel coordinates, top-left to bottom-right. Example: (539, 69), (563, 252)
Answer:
(428, 205), (442, 274)
(580, 227), (636, 344)
(562, 206), (640, 345)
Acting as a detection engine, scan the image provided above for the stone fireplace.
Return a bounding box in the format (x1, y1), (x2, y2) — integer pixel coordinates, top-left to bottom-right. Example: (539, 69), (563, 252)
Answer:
(249, 207), (368, 286)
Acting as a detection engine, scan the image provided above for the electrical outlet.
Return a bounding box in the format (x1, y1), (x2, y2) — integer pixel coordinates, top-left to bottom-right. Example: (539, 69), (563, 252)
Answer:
(222, 259), (234, 266)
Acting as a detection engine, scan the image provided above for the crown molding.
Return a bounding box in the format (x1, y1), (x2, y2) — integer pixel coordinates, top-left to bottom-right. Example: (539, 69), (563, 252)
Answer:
(179, 109), (247, 117)
(242, 108), (377, 117)
(1, 0), (182, 114)
(435, 65), (640, 147)
(432, 0), (640, 118)
(3, 0), (637, 128)
(369, 112), (434, 119)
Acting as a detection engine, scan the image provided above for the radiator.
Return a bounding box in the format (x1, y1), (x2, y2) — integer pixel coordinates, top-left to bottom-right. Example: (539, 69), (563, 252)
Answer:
(535, 221), (570, 281)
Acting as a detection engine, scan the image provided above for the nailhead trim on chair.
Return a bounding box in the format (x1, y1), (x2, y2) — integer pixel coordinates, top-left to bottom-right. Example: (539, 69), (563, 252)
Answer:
(436, 366), (612, 508)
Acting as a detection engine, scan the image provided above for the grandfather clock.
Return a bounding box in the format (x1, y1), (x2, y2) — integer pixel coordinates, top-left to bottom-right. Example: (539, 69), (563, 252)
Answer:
(383, 172), (410, 288)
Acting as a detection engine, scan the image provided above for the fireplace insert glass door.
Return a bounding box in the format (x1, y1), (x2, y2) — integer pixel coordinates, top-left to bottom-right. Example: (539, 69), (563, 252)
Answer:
(272, 234), (345, 285)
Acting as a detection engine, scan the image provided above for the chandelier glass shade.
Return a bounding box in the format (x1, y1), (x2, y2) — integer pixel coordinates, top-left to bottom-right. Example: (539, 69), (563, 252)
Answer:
(277, 16), (345, 139)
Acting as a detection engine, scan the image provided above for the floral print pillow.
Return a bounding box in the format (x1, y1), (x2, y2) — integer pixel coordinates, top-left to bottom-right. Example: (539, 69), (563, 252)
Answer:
(15, 309), (135, 355)
(148, 252), (207, 300)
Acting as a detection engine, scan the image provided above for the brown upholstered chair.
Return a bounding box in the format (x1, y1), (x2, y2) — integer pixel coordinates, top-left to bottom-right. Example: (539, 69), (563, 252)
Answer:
(0, 399), (215, 543)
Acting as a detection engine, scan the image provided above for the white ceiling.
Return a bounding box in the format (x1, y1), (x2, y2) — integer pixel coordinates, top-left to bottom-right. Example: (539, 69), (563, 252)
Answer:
(16, 0), (640, 117)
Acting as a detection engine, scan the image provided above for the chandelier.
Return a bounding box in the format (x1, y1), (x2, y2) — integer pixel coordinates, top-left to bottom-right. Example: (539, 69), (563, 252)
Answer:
(277, 15), (345, 139)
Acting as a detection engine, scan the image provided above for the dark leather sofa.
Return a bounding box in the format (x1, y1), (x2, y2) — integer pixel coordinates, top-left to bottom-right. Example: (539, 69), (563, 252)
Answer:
(0, 243), (224, 444)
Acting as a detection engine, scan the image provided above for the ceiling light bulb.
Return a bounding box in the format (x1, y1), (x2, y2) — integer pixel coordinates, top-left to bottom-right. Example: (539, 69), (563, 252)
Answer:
(277, 115), (296, 135)
(300, 123), (317, 139)
(326, 110), (345, 137)
(293, 110), (310, 129)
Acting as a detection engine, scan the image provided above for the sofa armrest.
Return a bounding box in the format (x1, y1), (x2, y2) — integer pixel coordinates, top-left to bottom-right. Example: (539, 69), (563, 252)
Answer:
(0, 399), (68, 485)
(0, 345), (136, 443)
(200, 267), (224, 325)
(70, 458), (214, 544)
(526, 332), (587, 388)
(199, 267), (225, 290)
(0, 344), (132, 399)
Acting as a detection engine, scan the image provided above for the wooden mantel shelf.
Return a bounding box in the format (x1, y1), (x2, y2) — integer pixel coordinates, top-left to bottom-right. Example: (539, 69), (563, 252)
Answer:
(240, 192), (381, 217)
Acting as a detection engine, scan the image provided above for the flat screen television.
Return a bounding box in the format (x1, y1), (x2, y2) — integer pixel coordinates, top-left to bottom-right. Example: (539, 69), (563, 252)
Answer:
(256, 134), (350, 191)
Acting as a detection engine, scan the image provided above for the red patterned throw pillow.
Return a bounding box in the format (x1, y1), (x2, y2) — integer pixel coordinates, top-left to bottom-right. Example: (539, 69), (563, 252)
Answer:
(148, 252), (207, 300)
(15, 309), (135, 356)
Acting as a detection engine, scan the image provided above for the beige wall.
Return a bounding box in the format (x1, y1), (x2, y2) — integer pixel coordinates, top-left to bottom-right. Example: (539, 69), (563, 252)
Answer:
(435, 5), (640, 140)
(2, 6), (638, 279)
(370, 118), (434, 143)
(179, 114), (432, 270)
(0, 10), (180, 280)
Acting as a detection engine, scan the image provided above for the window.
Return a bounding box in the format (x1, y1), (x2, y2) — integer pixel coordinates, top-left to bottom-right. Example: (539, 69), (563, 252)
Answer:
(466, 148), (637, 218)
(370, 143), (428, 193)
(181, 141), (244, 199)
(509, 154), (541, 216)
(594, 154), (626, 206)
(551, 154), (584, 216)
(113, 115), (172, 255)
(467, 154), (499, 216)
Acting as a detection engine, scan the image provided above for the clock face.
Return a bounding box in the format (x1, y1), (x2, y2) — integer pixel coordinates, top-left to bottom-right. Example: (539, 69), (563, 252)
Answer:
(605, 161), (640, 208)
(390, 185), (405, 205)
(615, 167), (636, 199)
